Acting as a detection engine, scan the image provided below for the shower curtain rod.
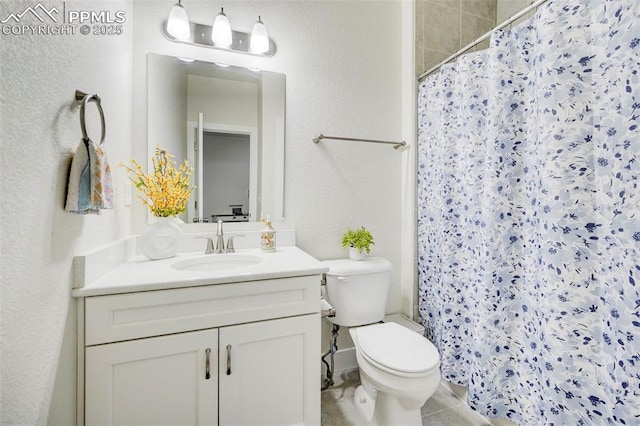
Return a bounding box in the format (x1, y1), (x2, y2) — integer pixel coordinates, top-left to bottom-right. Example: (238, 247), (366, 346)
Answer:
(417, 0), (550, 82)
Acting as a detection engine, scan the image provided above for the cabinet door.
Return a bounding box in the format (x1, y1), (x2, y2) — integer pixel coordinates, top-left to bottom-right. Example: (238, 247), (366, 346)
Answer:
(85, 329), (218, 425)
(219, 314), (320, 426)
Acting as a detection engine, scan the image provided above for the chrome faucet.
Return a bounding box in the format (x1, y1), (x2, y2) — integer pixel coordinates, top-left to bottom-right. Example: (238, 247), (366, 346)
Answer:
(225, 235), (240, 253)
(215, 220), (225, 253)
(195, 236), (216, 254)
(196, 220), (245, 254)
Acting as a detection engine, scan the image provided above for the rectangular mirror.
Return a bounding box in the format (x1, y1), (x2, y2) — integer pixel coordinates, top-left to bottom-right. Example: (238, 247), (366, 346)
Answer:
(147, 53), (285, 223)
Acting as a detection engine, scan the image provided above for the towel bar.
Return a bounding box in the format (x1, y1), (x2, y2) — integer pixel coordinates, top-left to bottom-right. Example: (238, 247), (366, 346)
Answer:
(313, 134), (406, 150)
(75, 90), (106, 145)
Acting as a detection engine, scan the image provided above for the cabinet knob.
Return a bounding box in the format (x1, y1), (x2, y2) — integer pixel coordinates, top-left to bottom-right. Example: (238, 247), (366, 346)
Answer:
(205, 348), (212, 380)
(226, 344), (232, 375)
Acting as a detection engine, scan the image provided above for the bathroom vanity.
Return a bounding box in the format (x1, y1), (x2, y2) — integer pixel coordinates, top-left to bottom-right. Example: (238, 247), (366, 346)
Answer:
(73, 244), (326, 425)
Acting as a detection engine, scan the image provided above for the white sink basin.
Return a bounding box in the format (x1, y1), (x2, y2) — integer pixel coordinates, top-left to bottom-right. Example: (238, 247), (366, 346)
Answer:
(172, 254), (262, 272)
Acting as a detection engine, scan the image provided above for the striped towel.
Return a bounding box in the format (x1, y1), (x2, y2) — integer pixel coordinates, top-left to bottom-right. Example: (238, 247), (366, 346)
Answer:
(65, 138), (114, 214)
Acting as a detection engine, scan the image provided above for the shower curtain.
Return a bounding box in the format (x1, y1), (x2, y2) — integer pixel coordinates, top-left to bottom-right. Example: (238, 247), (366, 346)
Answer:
(417, 0), (640, 424)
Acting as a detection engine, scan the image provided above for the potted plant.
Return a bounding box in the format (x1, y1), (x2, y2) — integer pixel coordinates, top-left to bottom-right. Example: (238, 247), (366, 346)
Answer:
(121, 146), (195, 219)
(121, 146), (195, 260)
(341, 226), (374, 260)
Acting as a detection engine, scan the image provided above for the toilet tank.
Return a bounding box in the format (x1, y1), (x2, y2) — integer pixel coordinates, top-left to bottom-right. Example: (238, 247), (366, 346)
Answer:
(322, 257), (392, 327)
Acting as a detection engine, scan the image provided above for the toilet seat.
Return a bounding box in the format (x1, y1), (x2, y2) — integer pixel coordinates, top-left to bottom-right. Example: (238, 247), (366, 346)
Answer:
(352, 322), (439, 376)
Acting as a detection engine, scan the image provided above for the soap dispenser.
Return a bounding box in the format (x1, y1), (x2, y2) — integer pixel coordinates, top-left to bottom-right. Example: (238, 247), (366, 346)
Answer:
(260, 215), (276, 252)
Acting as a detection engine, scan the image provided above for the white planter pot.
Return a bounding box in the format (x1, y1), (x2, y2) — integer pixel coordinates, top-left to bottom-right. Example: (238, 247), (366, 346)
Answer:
(348, 247), (366, 261)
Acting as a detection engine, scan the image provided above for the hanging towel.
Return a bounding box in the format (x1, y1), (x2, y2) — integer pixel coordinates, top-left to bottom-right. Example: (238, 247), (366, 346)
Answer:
(65, 138), (114, 214)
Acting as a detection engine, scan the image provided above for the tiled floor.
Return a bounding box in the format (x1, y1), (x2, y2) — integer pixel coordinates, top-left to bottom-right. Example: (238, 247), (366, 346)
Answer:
(321, 369), (491, 426)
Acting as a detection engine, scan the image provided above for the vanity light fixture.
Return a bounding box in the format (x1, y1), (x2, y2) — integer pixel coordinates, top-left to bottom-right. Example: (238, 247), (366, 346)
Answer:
(211, 7), (232, 47)
(162, 3), (276, 57)
(166, 0), (190, 40)
(249, 16), (269, 53)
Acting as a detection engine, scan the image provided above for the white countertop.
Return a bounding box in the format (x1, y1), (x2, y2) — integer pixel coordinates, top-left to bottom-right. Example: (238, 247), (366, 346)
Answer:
(72, 246), (328, 297)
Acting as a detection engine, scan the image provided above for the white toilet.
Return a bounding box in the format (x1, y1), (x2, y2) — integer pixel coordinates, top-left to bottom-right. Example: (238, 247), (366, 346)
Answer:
(322, 257), (441, 426)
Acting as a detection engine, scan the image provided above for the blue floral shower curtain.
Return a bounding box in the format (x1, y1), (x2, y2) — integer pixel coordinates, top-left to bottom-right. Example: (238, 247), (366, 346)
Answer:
(417, 1), (640, 424)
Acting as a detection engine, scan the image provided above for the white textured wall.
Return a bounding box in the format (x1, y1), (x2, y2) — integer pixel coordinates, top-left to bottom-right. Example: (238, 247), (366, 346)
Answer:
(0, 1), (133, 424)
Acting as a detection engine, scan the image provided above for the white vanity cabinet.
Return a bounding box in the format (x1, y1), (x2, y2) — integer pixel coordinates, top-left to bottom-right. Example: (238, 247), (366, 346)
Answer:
(85, 328), (220, 425)
(218, 314), (318, 425)
(78, 275), (321, 426)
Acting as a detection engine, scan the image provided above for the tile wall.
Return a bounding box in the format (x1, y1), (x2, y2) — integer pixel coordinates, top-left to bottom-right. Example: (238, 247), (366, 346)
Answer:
(496, 0), (534, 23)
(415, 0), (496, 77)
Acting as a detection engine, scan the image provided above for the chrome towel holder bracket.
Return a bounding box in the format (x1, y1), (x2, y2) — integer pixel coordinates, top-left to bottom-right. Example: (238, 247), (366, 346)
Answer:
(75, 89), (106, 145)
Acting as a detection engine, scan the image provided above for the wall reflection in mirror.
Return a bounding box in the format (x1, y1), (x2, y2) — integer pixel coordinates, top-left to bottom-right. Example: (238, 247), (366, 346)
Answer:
(147, 53), (285, 224)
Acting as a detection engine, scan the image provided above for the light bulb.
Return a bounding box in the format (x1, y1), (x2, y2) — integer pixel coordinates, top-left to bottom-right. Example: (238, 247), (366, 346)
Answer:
(166, 0), (190, 40)
(211, 7), (232, 47)
(250, 16), (269, 53)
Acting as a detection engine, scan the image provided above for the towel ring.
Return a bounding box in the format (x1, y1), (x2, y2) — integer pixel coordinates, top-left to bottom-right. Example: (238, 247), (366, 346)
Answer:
(75, 90), (106, 145)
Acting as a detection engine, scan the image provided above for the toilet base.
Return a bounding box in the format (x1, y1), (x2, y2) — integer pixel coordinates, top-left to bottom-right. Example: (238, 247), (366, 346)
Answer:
(354, 385), (375, 424)
(353, 384), (423, 426)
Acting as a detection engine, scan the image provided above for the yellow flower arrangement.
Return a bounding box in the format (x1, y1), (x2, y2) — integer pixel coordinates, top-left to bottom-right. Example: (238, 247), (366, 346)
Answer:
(121, 146), (195, 217)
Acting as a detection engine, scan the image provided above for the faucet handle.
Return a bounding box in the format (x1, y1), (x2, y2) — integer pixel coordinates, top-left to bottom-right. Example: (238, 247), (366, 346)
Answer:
(195, 236), (216, 254)
(225, 234), (246, 253)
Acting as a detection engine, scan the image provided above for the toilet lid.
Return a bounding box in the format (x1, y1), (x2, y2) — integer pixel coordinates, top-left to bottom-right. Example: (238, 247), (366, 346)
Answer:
(322, 257), (392, 276)
(354, 322), (439, 374)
